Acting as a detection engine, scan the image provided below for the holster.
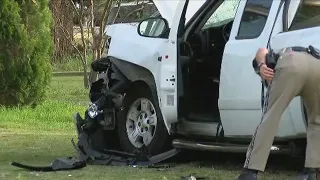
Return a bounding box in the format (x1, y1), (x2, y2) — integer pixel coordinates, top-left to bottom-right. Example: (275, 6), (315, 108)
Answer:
(265, 49), (279, 70)
(265, 45), (320, 70)
(308, 45), (320, 59)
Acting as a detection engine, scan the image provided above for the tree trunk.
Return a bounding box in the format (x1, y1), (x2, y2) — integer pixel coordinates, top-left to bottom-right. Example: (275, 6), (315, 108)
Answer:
(83, 61), (89, 88)
(79, 0), (89, 89)
(49, 0), (74, 62)
(89, 0), (98, 86)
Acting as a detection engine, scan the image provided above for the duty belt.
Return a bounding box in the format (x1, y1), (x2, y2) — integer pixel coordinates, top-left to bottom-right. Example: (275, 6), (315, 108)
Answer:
(278, 45), (320, 60)
(263, 45), (320, 108)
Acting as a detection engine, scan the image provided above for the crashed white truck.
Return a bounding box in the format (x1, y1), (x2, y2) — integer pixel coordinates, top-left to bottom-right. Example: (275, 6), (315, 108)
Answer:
(78, 0), (320, 158)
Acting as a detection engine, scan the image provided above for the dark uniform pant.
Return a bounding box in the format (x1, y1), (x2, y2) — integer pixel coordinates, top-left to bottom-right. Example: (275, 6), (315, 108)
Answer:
(244, 51), (320, 172)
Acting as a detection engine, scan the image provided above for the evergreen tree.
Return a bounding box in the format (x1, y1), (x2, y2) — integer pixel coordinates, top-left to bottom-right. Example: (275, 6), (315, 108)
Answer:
(0, 0), (53, 107)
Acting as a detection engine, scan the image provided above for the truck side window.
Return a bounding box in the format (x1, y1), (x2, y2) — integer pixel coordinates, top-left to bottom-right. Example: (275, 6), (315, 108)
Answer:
(236, 0), (273, 39)
(289, 3), (320, 31)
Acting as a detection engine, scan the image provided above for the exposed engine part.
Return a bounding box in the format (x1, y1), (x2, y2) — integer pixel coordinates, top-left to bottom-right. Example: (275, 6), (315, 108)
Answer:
(86, 88), (125, 130)
(87, 56), (134, 131)
(91, 57), (110, 72)
(100, 108), (116, 130)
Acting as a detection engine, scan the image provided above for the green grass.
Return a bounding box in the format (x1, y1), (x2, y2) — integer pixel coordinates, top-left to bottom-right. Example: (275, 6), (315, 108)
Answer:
(0, 76), (303, 180)
(0, 76), (88, 133)
(0, 132), (300, 180)
(46, 76), (89, 105)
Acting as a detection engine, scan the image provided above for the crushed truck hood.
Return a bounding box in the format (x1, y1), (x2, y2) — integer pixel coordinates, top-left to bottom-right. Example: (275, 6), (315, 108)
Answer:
(105, 23), (167, 74)
(152, 0), (206, 26)
(104, 0), (207, 72)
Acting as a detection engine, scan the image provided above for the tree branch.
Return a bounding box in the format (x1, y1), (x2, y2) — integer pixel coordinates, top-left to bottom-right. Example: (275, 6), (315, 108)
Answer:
(79, 0), (87, 58)
(122, 3), (147, 22)
(70, 0), (80, 17)
(99, 0), (115, 50)
(100, 0), (114, 30)
(57, 24), (84, 62)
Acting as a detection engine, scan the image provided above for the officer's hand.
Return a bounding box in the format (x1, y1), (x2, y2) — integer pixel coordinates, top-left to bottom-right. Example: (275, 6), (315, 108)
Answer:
(260, 64), (274, 81)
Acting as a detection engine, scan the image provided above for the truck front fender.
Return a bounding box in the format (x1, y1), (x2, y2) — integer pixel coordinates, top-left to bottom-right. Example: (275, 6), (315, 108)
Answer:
(107, 56), (171, 134)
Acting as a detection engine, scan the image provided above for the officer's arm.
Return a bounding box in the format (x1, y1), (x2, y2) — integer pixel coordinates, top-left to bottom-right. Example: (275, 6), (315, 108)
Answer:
(253, 48), (269, 75)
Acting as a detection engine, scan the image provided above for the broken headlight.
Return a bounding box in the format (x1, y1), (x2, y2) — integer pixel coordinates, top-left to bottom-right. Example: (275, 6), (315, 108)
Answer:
(87, 103), (102, 119)
(87, 95), (108, 119)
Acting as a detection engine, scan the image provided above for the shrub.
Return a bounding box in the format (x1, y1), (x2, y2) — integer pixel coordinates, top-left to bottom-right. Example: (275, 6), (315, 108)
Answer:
(0, 0), (53, 107)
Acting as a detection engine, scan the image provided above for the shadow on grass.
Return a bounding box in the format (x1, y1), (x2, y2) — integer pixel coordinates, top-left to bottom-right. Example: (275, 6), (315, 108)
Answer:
(167, 150), (304, 173)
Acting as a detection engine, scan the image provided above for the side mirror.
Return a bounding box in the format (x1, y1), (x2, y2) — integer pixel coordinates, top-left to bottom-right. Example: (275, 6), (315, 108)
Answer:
(137, 17), (169, 38)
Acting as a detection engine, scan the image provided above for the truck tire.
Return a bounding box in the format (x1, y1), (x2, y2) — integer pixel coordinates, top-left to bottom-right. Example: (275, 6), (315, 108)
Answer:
(117, 84), (171, 155)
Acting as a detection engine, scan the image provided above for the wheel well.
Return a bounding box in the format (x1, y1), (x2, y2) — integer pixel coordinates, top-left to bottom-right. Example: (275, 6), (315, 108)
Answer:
(128, 80), (151, 93)
(108, 57), (161, 115)
(107, 57), (169, 134)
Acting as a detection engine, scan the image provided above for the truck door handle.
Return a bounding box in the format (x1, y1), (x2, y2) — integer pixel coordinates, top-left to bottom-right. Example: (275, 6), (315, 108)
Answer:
(169, 78), (175, 82)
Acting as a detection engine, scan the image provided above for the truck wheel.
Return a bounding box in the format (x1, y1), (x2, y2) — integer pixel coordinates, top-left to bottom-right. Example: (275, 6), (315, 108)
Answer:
(117, 85), (170, 155)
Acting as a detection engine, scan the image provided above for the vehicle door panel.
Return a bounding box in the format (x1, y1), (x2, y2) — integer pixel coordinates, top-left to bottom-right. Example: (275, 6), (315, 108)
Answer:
(218, 0), (299, 138)
(156, 1), (188, 132)
(158, 0), (206, 130)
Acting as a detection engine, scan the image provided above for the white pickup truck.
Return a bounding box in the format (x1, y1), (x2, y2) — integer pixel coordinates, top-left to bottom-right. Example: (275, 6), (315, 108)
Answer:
(92, 0), (320, 157)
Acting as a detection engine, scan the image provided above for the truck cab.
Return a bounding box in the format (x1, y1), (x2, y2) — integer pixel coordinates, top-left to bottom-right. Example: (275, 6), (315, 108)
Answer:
(98, 0), (320, 156)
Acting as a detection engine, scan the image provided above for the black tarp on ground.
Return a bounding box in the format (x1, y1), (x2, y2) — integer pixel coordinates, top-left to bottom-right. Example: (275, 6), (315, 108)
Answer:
(11, 128), (180, 172)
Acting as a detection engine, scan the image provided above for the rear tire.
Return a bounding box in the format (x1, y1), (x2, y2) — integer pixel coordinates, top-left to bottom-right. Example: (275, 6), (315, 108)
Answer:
(117, 84), (171, 155)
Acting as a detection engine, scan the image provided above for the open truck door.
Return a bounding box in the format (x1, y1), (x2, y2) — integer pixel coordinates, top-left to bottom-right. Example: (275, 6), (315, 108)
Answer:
(153, 0), (188, 132)
(152, 0), (206, 131)
(218, 0), (291, 137)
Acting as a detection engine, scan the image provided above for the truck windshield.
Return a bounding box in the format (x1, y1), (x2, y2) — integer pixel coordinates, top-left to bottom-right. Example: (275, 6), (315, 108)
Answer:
(202, 0), (240, 30)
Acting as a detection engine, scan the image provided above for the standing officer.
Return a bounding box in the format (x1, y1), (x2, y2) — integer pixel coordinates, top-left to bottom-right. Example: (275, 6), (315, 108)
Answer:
(236, 46), (320, 180)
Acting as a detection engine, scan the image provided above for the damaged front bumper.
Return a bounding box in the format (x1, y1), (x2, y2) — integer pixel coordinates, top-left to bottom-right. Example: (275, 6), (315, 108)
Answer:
(83, 56), (129, 131)
(11, 57), (180, 172)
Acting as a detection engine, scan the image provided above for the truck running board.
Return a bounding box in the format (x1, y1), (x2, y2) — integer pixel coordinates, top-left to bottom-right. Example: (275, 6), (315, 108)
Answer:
(172, 139), (291, 154)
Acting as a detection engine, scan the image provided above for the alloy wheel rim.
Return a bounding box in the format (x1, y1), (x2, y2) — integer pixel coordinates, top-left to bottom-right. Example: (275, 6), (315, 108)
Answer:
(126, 98), (157, 148)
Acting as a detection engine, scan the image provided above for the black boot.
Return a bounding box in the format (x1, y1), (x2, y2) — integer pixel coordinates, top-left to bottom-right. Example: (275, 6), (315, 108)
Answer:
(236, 169), (258, 180)
(297, 168), (320, 180)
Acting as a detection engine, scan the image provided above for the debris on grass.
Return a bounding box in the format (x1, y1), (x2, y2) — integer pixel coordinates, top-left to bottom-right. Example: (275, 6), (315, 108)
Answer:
(181, 175), (208, 180)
